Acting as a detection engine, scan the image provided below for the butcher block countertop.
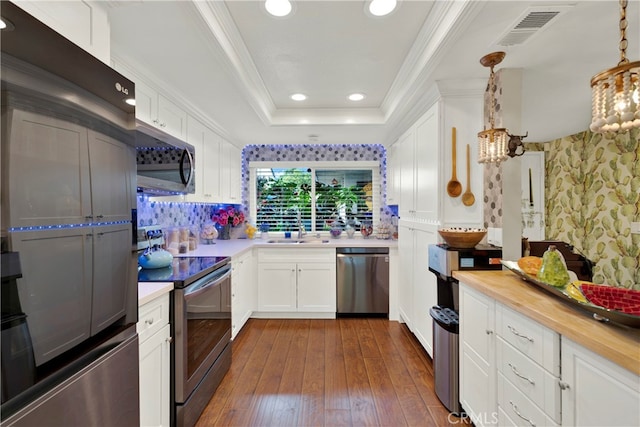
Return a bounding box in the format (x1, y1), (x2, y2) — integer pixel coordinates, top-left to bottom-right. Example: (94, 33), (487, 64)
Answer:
(453, 270), (640, 376)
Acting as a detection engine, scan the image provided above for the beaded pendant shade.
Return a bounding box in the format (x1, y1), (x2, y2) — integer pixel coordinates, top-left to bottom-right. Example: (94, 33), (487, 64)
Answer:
(477, 51), (509, 164)
(590, 0), (640, 133)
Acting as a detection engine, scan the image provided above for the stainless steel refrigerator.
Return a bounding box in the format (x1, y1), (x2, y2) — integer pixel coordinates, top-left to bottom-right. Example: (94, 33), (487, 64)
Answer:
(1, 3), (140, 424)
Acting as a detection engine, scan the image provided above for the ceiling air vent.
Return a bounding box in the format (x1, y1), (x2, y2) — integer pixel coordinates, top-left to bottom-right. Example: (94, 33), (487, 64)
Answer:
(495, 6), (573, 47)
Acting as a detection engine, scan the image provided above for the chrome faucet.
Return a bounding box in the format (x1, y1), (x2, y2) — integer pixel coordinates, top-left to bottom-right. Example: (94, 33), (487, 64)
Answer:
(297, 211), (306, 239)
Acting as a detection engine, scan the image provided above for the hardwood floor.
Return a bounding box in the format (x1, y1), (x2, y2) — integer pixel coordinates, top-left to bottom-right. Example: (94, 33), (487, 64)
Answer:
(196, 318), (470, 427)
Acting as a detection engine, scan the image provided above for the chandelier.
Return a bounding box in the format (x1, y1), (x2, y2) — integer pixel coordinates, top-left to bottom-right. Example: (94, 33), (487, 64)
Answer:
(590, 0), (640, 133)
(477, 52), (510, 163)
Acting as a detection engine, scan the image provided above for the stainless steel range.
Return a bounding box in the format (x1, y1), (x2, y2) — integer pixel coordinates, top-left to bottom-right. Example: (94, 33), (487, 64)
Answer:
(139, 253), (231, 427)
(427, 244), (502, 416)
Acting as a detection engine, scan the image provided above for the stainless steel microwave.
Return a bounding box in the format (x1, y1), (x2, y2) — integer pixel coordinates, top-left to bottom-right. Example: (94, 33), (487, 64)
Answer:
(136, 120), (195, 195)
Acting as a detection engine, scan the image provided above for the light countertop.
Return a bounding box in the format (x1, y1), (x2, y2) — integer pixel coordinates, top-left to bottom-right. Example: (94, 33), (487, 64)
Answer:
(453, 270), (640, 375)
(176, 236), (398, 259)
(138, 281), (173, 306)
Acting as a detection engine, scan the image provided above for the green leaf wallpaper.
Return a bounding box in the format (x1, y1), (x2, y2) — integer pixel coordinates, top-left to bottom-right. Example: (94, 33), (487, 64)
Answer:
(545, 128), (639, 289)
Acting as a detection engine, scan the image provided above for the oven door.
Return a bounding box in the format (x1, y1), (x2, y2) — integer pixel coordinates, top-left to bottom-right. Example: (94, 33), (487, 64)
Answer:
(173, 264), (231, 403)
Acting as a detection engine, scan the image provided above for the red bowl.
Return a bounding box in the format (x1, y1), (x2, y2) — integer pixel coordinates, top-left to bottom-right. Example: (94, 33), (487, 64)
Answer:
(580, 283), (640, 315)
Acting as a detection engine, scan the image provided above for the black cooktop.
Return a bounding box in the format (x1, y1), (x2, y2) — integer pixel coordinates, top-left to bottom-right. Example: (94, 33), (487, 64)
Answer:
(138, 256), (230, 287)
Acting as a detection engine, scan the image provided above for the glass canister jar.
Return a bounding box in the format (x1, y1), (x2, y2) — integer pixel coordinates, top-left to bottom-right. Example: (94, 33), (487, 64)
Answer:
(200, 220), (218, 244)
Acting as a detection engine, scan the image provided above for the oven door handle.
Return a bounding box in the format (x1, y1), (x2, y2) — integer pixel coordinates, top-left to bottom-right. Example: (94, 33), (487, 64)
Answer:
(183, 265), (232, 300)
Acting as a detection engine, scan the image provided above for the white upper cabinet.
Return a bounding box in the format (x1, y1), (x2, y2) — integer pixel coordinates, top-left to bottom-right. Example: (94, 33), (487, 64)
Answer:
(393, 103), (440, 222)
(134, 79), (187, 141)
(12, 0), (111, 63)
(181, 117), (241, 204)
(184, 116), (222, 203)
(386, 143), (400, 205)
(220, 140), (242, 204)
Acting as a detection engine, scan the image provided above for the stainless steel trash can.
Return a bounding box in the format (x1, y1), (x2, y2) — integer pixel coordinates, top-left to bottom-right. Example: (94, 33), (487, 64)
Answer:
(430, 305), (463, 416)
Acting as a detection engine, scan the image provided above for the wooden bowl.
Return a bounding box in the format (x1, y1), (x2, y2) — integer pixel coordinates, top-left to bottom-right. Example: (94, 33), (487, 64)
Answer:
(438, 230), (487, 249)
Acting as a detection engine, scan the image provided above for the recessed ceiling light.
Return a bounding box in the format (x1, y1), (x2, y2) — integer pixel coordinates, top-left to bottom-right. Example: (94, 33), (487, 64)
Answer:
(369, 0), (397, 17)
(291, 93), (307, 101)
(348, 93), (366, 102)
(265, 0), (292, 17)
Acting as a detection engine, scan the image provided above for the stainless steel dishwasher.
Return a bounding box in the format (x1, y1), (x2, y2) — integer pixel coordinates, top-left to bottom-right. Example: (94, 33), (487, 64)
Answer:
(336, 247), (389, 316)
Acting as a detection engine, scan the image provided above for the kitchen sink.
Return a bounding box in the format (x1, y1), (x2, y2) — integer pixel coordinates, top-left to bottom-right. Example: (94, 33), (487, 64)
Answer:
(265, 238), (330, 244)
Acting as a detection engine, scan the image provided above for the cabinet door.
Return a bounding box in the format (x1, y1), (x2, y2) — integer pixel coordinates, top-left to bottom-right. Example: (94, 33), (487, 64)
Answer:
(411, 227), (437, 357)
(232, 252), (256, 338)
(297, 262), (336, 312)
(139, 324), (171, 427)
(11, 228), (93, 366)
(460, 284), (497, 427)
(397, 131), (416, 218)
(386, 142), (399, 205)
(88, 130), (134, 222)
(157, 94), (187, 140)
(133, 80), (157, 127)
(561, 338), (640, 427)
(91, 224), (133, 335)
(397, 222), (414, 328)
(257, 263), (297, 311)
(202, 127), (222, 200)
(413, 106), (439, 221)
(220, 140), (241, 203)
(5, 109), (91, 227)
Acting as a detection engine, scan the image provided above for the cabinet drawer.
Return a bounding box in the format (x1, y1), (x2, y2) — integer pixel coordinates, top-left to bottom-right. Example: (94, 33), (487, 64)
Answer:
(496, 304), (559, 375)
(137, 293), (170, 344)
(498, 372), (558, 427)
(497, 337), (560, 422)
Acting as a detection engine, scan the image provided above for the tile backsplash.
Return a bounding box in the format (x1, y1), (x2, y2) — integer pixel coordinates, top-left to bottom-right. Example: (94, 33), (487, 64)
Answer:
(136, 197), (236, 230)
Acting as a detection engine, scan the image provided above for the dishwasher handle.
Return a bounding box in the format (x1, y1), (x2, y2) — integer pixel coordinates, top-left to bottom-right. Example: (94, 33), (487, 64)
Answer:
(337, 253), (389, 259)
(336, 247), (389, 255)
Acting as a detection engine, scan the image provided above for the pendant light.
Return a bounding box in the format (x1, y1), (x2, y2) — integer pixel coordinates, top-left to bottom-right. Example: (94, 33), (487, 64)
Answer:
(590, 0), (640, 133)
(477, 52), (509, 164)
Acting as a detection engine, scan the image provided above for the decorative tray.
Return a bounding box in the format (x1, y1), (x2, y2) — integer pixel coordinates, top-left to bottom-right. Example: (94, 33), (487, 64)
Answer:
(501, 260), (640, 328)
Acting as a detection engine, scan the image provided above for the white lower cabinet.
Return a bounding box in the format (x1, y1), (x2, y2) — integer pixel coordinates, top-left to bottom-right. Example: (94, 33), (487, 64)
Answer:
(257, 248), (336, 315)
(560, 337), (640, 427)
(138, 293), (171, 427)
(232, 250), (255, 339)
(460, 282), (640, 427)
(397, 221), (438, 356)
(460, 284), (496, 427)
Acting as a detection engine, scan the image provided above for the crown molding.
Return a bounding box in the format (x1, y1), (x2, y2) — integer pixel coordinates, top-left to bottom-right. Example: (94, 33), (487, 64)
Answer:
(436, 78), (487, 98)
(191, 1), (276, 125)
(381, 0), (484, 120)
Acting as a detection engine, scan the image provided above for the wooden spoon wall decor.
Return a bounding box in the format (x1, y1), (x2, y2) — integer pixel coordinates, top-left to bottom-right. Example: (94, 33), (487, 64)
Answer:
(462, 144), (476, 206)
(446, 127), (462, 197)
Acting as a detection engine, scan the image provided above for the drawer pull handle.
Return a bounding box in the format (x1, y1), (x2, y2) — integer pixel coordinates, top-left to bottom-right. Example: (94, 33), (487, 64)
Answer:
(166, 336), (173, 344)
(509, 363), (535, 385)
(486, 329), (493, 335)
(507, 325), (534, 342)
(559, 381), (571, 391)
(145, 318), (154, 325)
(509, 400), (536, 427)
